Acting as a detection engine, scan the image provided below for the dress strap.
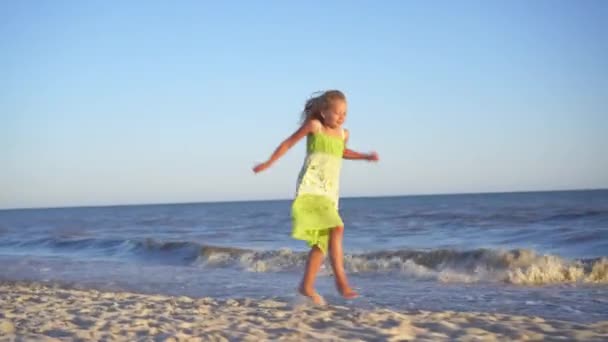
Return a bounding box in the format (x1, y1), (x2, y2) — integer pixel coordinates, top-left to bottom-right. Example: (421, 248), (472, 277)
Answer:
(341, 128), (345, 140)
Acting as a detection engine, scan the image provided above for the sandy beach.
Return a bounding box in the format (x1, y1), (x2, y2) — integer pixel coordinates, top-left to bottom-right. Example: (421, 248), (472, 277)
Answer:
(0, 282), (606, 341)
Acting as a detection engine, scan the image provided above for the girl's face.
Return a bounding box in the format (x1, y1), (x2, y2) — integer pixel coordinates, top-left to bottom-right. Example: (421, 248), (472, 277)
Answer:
(322, 100), (347, 128)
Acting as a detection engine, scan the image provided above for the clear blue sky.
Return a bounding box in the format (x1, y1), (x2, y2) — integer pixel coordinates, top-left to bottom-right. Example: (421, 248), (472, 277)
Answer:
(1, 0), (607, 209)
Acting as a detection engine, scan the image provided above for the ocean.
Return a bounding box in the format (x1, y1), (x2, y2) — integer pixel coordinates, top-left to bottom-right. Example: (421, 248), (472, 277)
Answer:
(1, 190), (607, 323)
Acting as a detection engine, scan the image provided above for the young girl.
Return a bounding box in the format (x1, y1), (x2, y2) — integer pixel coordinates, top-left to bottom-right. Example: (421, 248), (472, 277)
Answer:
(253, 90), (379, 304)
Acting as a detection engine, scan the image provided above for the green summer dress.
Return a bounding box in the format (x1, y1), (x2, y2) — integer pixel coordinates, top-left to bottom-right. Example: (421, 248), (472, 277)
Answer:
(291, 129), (345, 254)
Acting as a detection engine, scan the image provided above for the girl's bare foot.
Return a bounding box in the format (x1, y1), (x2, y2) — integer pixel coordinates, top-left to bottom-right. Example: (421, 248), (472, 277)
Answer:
(338, 286), (359, 299)
(298, 285), (326, 305)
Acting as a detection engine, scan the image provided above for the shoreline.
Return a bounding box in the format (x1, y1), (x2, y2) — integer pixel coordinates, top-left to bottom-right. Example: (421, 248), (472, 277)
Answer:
(1, 281), (607, 341)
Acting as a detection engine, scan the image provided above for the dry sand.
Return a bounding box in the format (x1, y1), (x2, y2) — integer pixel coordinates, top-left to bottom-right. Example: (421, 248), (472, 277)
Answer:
(1, 282), (607, 341)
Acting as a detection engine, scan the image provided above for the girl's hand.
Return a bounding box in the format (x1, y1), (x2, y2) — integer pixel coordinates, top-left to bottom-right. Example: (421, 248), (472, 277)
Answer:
(253, 161), (270, 173)
(252, 120), (316, 175)
(366, 152), (379, 162)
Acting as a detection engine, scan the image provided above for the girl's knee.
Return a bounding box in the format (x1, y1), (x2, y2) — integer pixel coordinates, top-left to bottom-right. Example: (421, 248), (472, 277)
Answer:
(332, 226), (344, 235)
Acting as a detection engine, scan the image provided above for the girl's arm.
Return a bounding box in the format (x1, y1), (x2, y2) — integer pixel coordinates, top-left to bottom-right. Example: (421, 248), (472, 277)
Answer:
(343, 149), (378, 161)
(253, 120), (317, 173)
(342, 129), (379, 161)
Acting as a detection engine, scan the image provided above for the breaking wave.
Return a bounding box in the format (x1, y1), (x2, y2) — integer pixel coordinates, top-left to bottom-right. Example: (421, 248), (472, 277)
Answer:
(2, 237), (606, 285)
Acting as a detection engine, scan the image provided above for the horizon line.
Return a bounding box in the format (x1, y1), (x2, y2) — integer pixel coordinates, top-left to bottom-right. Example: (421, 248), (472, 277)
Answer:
(1, 187), (606, 212)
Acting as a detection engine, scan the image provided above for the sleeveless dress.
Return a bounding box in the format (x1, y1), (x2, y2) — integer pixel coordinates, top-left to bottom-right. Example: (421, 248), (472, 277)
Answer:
(291, 129), (345, 254)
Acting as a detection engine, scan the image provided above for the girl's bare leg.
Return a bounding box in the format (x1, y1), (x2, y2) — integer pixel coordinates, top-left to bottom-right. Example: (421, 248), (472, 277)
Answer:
(329, 226), (358, 299)
(298, 246), (325, 304)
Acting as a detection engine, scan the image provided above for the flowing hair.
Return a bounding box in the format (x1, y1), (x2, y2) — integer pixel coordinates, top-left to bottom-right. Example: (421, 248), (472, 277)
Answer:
(301, 90), (346, 123)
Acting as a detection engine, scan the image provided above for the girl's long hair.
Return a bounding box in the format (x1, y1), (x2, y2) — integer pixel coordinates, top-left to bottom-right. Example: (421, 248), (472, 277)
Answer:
(301, 90), (346, 123)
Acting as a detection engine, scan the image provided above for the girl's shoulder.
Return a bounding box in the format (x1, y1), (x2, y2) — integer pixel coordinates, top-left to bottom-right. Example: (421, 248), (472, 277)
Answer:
(308, 119), (323, 134)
